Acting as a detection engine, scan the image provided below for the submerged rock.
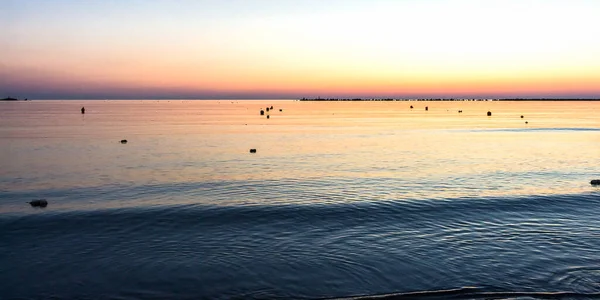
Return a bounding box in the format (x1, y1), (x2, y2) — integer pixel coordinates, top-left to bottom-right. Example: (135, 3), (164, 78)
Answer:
(29, 199), (48, 207)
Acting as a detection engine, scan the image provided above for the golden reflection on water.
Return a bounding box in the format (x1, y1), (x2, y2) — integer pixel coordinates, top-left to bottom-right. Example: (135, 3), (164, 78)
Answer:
(0, 100), (599, 211)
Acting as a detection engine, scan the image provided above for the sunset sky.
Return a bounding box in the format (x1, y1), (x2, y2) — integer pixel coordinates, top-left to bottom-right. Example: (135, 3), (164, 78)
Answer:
(2, 0), (600, 99)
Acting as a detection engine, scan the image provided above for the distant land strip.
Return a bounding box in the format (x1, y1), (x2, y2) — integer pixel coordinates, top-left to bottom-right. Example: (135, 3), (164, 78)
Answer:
(298, 98), (600, 101)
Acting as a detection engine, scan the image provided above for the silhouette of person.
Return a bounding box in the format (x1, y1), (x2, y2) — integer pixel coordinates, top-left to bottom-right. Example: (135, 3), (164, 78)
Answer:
(81, 107), (85, 114)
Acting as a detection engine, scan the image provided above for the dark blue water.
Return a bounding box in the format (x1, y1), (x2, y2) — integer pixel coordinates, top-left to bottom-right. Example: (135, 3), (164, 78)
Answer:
(2, 192), (600, 299)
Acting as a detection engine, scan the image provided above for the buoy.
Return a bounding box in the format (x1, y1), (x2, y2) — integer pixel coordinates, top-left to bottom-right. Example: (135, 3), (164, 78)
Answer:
(28, 199), (48, 207)
(521, 115), (524, 118)
(410, 105), (413, 109)
(425, 106), (428, 111)
(591, 179), (600, 185)
(267, 115), (270, 119)
(279, 109), (282, 112)
(249, 149), (257, 153)
(266, 107), (270, 112)
(487, 111), (492, 116)
(260, 110), (264, 116)
(525, 121), (528, 124)
(120, 139), (128, 144)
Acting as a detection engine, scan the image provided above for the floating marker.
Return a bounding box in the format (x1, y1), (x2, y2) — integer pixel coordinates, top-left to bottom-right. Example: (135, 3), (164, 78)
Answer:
(28, 199), (48, 207)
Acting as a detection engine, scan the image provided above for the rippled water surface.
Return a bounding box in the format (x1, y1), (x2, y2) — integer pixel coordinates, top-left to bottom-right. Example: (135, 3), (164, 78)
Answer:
(1, 100), (599, 299)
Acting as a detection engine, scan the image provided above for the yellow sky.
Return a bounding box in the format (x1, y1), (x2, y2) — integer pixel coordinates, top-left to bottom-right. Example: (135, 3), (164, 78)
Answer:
(2, 0), (600, 98)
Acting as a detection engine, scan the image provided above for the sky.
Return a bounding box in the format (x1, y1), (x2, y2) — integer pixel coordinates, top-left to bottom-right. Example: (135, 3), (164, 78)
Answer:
(1, 0), (600, 99)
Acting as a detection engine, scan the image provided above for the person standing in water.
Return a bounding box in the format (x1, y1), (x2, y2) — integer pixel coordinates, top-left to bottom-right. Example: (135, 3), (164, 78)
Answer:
(81, 107), (85, 114)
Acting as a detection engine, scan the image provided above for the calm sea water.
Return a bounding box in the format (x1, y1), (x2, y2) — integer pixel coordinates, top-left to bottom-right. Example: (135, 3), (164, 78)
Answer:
(1, 100), (599, 299)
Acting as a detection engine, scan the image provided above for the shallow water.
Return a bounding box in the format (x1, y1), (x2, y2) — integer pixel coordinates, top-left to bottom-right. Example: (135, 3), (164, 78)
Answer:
(1, 100), (599, 299)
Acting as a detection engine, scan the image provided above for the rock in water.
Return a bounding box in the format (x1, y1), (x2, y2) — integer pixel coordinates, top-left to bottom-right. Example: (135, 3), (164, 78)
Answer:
(29, 199), (48, 207)
(591, 180), (600, 185)
(120, 139), (128, 144)
(249, 149), (257, 153)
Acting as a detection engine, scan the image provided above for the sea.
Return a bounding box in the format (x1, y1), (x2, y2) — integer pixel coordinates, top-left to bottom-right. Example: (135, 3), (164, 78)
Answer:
(1, 100), (599, 300)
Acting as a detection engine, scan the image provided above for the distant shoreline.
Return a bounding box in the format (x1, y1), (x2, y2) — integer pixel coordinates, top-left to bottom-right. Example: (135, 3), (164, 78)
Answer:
(1, 97), (29, 101)
(298, 98), (600, 101)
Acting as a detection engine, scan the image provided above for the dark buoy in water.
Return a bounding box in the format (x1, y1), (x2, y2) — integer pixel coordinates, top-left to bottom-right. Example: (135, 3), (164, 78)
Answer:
(591, 180), (600, 185)
(120, 139), (128, 144)
(521, 115), (524, 118)
(425, 106), (428, 111)
(260, 109), (264, 116)
(81, 107), (85, 114)
(28, 199), (48, 207)
(487, 111), (492, 116)
(249, 148), (257, 153)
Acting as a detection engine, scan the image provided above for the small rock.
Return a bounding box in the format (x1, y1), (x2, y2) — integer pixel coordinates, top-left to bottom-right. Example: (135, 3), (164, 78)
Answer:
(591, 179), (600, 185)
(249, 149), (257, 153)
(29, 199), (48, 207)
